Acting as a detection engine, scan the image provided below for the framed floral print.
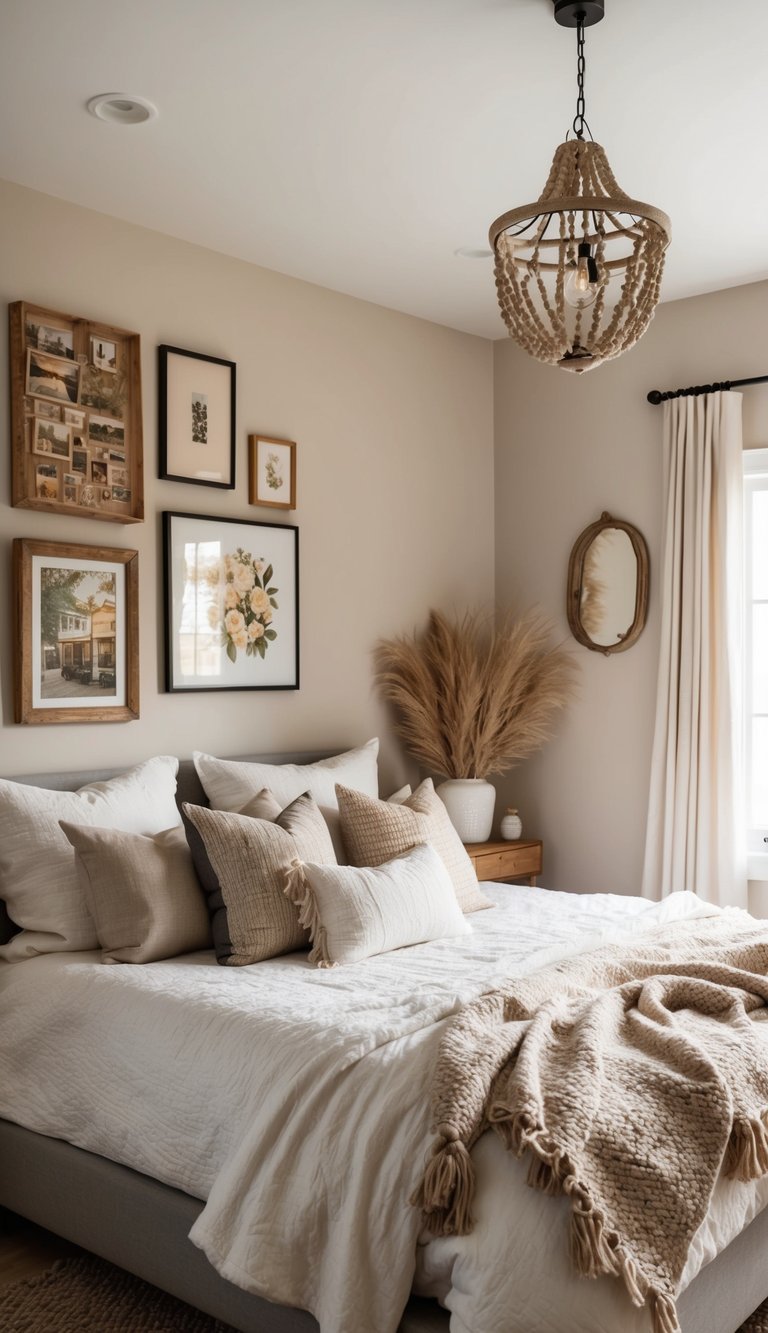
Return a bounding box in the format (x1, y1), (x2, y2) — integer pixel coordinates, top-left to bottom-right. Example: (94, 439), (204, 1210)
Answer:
(163, 511), (299, 692)
(248, 434), (296, 509)
(13, 538), (139, 724)
(158, 345), (236, 488)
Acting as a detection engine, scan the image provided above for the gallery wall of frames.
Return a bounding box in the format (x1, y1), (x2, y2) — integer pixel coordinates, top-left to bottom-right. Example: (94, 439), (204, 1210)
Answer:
(9, 299), (299, 725)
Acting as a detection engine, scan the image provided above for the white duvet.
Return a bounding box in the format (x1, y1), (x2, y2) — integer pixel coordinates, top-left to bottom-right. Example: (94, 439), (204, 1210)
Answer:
(2, 885), (768, 1333)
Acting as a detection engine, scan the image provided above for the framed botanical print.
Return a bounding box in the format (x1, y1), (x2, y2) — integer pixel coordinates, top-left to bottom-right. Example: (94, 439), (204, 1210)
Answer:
(9, 301), (144, 523)
(163, 511), (299, 692)
(13, 539), (139, 724)
(158, 345), (236, 488)
(248, 434), (296, 510)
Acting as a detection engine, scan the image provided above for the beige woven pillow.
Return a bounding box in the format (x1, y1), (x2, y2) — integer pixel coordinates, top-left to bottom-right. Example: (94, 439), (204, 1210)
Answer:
(183, 793), (337, 965)
(59, 823), (211, 965)
(336, 778), (491, 914)
(285, 843), (471, 966)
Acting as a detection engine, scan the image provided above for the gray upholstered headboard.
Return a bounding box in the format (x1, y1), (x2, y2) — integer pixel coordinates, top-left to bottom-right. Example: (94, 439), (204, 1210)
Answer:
(0, 750), (333, 946)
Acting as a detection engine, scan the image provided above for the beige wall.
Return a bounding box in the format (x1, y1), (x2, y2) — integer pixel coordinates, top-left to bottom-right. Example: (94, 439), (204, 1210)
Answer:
(0, 179), (495, 792)
(494, 280), (768, 896)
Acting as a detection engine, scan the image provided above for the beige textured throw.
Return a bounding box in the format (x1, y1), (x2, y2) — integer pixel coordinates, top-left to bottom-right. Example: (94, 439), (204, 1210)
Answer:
(413, 915), (768, 1333)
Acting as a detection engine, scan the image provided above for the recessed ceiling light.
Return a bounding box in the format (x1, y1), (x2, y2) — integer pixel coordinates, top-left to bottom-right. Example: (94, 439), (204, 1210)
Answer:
(87, 93), (158, 125)
(454, 247), (494, 260)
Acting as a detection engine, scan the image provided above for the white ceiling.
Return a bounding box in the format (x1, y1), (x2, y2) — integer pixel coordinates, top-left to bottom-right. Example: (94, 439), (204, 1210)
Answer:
(1, 0), (766, 339)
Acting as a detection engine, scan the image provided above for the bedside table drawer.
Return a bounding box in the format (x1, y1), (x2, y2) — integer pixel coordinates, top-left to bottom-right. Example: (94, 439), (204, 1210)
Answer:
(465, 840), (543, 884)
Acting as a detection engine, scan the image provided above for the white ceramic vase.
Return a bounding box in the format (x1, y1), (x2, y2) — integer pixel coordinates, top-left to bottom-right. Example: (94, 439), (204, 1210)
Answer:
(436, 778), (495, 843)
(500, 808), (522, 841)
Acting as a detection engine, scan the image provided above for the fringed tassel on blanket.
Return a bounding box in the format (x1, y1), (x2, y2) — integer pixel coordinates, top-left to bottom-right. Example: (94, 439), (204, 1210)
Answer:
(651, 1292), (681, 1333)
(724, 1113), (768, 1181)
(486, 1103), (682, 1333)
(410, 1123), (475, 1236)
(283, 858), (336, 968)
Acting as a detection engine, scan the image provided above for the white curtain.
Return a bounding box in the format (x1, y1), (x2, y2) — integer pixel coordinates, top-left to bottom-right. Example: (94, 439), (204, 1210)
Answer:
(642, 391), (746, 907)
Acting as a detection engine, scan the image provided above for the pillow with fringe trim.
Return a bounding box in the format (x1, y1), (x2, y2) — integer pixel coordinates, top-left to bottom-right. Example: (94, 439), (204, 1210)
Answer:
(284, 843), (470, 967)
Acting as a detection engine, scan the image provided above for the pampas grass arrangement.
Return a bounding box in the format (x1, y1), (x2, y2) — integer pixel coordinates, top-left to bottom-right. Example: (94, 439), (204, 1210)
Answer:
(375, 609), (577, 780)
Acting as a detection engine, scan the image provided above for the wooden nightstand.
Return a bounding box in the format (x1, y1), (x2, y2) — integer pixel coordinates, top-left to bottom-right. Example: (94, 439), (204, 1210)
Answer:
(464, 839), (543, 886)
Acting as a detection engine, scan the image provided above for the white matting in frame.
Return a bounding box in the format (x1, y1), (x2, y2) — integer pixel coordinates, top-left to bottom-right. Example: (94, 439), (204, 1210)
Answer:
(164, 511), (299, 691)
(159, 345), (236, 488)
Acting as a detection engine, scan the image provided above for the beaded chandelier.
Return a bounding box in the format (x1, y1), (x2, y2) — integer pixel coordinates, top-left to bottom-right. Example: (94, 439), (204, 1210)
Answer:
(489, 0), (671, 373)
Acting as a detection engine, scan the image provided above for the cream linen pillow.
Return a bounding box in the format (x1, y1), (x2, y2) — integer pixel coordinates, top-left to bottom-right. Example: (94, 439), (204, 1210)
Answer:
(59, 823), (211, 964)
(285, 843), (470, 966)
(336, 777), (492, 914)
(183, 792), (337, 965)
(0, 756), (182, 962)
(193, 740), (379, 859)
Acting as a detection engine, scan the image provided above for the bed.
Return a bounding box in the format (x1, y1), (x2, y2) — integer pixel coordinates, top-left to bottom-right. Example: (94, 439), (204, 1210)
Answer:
(2, 753), (768, 1333)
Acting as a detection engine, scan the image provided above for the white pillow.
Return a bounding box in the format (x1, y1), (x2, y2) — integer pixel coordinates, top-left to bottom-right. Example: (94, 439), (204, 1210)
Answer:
(193, 740), (379, 859)
(285, 842), (471, 966)
(0, 756), (181, 962)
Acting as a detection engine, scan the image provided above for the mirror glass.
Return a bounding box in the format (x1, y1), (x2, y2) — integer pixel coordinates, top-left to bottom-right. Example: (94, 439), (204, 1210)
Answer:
(567, 512), (649, 655)
(580, 527), (638, 648)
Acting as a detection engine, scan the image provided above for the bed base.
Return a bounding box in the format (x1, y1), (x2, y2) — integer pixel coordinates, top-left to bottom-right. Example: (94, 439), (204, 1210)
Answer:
(0, 1120), (447, 1332)
(2, 1120), (768, 1333)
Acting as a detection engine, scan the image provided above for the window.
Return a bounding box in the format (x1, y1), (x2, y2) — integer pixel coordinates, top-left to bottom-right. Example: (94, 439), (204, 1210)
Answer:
(744, 448), (768, 854)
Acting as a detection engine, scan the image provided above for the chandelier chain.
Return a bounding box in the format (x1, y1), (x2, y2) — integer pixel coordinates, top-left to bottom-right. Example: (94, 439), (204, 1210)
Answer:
(573, 16), (586, 140)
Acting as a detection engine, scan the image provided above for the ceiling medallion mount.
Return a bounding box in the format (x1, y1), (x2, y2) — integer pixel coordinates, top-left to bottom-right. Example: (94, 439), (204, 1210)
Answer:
(489, 1), (670, 372)
(553, 0), (604, 27)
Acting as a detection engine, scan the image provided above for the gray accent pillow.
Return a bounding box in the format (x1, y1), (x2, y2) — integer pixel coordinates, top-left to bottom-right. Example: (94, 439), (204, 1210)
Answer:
(183, 792), (337, 965)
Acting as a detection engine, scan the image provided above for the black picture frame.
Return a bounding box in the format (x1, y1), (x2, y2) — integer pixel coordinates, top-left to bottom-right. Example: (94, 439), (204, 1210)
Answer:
(158, 345), (236, 489)
(163, 511), (299, 693)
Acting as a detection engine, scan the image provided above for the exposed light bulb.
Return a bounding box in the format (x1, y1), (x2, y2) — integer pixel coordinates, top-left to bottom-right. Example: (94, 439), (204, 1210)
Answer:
(564, 241), (604, 309)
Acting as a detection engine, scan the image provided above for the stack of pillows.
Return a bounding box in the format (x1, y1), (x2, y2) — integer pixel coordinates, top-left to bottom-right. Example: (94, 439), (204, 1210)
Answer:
(0, 741), (491, 971)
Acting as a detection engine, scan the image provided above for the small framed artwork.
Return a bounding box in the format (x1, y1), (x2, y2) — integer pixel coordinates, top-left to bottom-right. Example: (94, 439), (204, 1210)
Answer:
(26, 348), (81, 404)
(90, 335), (117, 372)
(32, 418), (72, 461)
(158, 345), (236, 489)
(9, 300), (144, 523)
(163, 511), (299, 692)
(248, 434), (296, 510)
(12, 538), (139, 724)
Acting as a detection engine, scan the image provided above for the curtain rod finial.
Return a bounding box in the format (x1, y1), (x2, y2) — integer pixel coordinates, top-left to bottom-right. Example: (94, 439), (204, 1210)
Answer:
(647, 390), (663, 405)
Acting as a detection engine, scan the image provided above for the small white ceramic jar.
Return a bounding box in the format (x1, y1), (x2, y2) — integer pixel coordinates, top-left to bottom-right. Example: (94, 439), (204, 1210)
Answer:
(500, 807), (522, 841)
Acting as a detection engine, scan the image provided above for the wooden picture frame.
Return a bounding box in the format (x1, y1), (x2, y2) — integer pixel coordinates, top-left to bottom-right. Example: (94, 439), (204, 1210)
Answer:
(13, 539), (139, 725)
(9, 301), (144, 524)
(566, 511), (649, 655)
(158, 345), (236, 488)
(163, 511), (299, 692)
(248, 434), (296, 510)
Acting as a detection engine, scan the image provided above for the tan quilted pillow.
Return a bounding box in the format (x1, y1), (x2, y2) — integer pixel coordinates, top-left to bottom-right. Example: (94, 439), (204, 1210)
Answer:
(59, 823), (211, 965)
(336, 778), (491, 914)
(183, 793), (337, 965)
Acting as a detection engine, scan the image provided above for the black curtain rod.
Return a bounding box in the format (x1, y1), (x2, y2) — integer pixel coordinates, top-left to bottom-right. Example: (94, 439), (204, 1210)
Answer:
(647, 375), (768, 405)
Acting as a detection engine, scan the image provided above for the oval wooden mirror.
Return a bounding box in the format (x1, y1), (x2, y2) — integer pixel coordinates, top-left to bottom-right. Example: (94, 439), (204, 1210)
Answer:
(567, 512), (649, 655)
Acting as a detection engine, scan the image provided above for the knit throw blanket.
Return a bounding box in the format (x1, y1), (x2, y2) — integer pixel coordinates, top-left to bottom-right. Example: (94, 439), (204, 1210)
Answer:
(412, 915), (768, 1333)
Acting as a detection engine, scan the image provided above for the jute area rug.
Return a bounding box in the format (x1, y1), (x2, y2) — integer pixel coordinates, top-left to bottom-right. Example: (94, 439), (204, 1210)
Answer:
(742, 1301), (768, 1333)
(2, 1252), (768, 1331)
(0, 1253), (238, 1331)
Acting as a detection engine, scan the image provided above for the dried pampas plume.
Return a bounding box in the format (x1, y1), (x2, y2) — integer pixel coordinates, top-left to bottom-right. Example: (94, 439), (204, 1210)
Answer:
(375, 609), (577, 780)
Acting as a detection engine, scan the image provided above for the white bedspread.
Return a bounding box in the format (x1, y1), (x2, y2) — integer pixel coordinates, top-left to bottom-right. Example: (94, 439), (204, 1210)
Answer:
(2, 885), (766, 1333)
